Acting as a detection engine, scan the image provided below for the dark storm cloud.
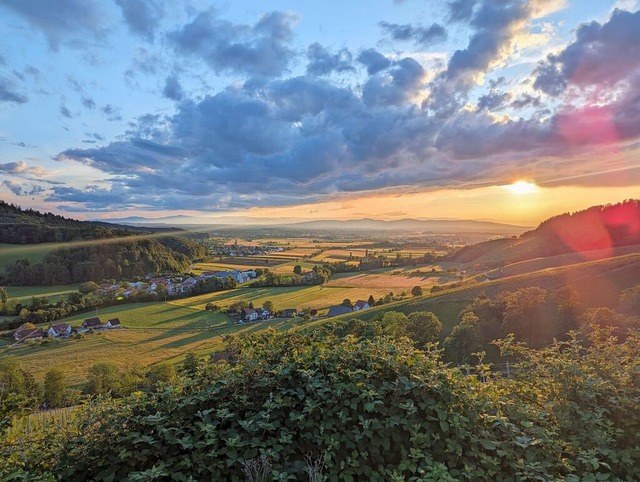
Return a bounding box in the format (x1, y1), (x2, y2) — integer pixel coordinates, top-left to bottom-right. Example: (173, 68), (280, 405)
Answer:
(357, 49), (392, 75)
(306, 44), (355, 76)
(0, 77), (28, 104)
(379, 21), (447, 47)
(170, 9), (298, 77)
(510, 93), (541, 109)
(163, 74), (183, 101)
(534, 9), (640, 96)
(114, 0), (164, 41)
(0, 0), (106, 49)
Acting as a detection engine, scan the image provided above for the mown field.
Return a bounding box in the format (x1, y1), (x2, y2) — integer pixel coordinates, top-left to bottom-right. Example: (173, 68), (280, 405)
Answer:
(2, 284), (80, 302)
(2, 300), (296, 386)
(172, 285), (395, 313)
(325, 269), (457, 291)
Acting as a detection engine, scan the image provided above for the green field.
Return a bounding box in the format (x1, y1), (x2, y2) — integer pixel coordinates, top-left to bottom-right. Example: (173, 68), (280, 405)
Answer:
(3, 300), (296, 385)
(2, 284), (80, 302)
(0, 243), (60, 270)
(172, 284), (396, 314)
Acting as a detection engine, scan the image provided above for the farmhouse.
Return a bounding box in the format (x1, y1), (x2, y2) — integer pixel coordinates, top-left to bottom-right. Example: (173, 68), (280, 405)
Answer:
(281, 308), (297, 318)
(81, 317), (102, 329)
(353, 300), (370, 311)
(243, 308), (259, 321)
(13, 326), (45, 341)
(105, 318), (122, 328)
(47, 323), (72, 337)
(326, 305), (353, 318)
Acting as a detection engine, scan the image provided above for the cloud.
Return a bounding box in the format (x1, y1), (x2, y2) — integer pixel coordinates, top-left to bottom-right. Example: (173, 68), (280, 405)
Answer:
(0, 77), (28, 104)
(170, 9), (298, 77)
(114, 0), (164, 41)
(2, 180), (45, 196)
(0, 161), (29, 174)
(477, 91), (512, 111)
(534, 8), (640, 95)
(447, 0), (479, 23)
(0, 0), (106, 49)
(162, 74), (183, 101)
(379, 21), (447, 47)
(357, 49), (392, 75)
(82, 97), (97, 109)
(306, 43), (355, 76)
(59, 104), (73, 118)
(101, 104), (122, 121)
(362, 57), (426, 107)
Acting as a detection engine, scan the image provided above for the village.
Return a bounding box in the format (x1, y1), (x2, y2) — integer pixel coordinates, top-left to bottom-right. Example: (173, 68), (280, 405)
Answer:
(12, 316), (122, 342)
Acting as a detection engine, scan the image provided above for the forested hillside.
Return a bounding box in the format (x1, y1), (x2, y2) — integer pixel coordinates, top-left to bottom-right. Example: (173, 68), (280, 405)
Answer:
(0, 201), (158, 244)
(0, 202), (208, 285)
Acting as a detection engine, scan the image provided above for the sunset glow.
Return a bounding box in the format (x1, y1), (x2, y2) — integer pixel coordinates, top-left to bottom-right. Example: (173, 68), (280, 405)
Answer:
(504, 181), (538, 195)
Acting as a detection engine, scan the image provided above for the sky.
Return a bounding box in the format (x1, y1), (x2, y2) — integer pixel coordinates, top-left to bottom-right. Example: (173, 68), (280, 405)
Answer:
(1, 0), (640, 227)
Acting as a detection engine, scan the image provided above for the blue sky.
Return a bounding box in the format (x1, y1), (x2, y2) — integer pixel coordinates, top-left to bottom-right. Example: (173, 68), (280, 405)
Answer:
(1, 0), (639, 225)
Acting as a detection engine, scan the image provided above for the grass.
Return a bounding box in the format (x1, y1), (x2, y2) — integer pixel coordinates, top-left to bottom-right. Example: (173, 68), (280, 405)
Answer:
(171, 285), (395, 313)
(0, 243), (60, 270)
(2, 284), (79, 302)
(3, 300), (296, 385)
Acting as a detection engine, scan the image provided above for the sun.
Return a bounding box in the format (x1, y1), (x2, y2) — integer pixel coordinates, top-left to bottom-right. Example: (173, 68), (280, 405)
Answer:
(504, 180), (537, 194)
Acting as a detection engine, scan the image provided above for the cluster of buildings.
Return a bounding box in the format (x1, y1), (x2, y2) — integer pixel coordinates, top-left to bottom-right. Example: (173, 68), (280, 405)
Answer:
(13, 317), (122, 342)
(211, 244), (285, 258)
(97, 269), (258, 299)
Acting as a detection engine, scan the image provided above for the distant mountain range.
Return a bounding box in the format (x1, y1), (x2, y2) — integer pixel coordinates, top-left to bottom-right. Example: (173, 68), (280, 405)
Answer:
(103, 215), (530, 235)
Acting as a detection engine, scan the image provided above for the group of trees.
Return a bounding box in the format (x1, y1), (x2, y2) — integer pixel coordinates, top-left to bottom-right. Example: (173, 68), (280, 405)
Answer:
(6, 327), (638, 480)
(249, 266), (332, 288)
(0, 355), (182, 431)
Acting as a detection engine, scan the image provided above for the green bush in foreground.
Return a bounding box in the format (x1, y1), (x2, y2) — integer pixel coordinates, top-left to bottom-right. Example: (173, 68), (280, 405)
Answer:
(2, 328), (640, 481)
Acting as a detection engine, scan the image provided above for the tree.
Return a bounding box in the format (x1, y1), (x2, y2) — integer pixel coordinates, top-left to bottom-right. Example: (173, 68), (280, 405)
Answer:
(262, 300), (274, 312)
(411, 286), (423, 297)
(293, 265), (302, 275)
(0, 287), (7, 312)
(85, 363), (121, 397)
(182, 352), (201, 376)
(342, 299), (352, 308)
(145, 364), (177, 387)
(44, 368), (67, 408)
(406, 311), (442, 348)
(444, 312), (482, 363)
(367, 295), (375, 307)
(205, 303), (220, 312)
(79, 281), (100, 294)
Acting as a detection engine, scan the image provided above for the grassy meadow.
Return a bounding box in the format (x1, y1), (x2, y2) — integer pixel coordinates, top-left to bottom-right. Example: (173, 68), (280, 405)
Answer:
(2, 284), (80, 302)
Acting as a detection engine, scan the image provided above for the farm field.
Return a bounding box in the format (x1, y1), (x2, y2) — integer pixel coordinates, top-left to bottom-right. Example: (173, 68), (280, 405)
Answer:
(325, 269), (458, 290)
(2, 284), (79, 302)
(3, 300), (296, 385)
(171, 285), (396, 314)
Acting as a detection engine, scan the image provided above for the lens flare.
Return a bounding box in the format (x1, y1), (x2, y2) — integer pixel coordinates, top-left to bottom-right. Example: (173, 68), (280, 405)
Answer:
(504, 181), (537, 194)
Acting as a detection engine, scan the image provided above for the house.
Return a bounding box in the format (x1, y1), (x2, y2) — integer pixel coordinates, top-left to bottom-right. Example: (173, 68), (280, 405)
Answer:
(13, 326), (44, 341)
(354, 300), (370, 311)
(47, 323), (72, 337)
(281, 308), (297, 318)
(243, 308), (259, 321)
(257, 308), (271, 319)
(105, 318), (122, 329)
(81, 317), (102, 329)
(326, 305), (353, 318)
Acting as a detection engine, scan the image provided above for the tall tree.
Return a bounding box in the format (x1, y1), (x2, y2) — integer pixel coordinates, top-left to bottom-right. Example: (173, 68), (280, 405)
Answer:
(44, 368), (66, 408)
